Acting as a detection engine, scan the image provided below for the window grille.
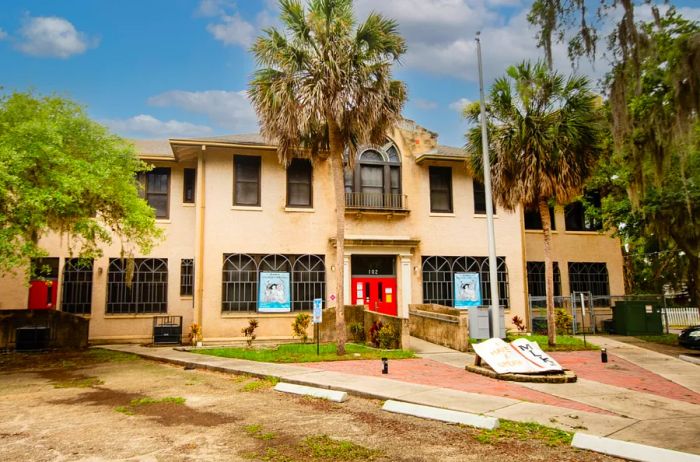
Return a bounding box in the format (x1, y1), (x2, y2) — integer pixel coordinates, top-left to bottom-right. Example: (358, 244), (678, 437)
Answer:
(421, 256), (509, 307)
(526, 261), (561, 297)
(180, 259), (194, 296)
(107, 258), (168, 314)
(568, 262), (609, 297)
(222, 254), (325, 313)
(61, 258), (93, 314)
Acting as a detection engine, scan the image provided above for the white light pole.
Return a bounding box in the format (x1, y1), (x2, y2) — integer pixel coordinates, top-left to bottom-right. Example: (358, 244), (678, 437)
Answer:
(476, 31), (501, 338)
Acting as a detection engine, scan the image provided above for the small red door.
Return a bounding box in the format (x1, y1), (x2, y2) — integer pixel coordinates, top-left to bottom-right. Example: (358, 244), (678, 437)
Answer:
(28, 279), (58, 310)
(351, 277), (397, 316)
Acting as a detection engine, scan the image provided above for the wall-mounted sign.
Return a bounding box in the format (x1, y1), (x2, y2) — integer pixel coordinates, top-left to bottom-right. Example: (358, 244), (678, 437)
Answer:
(472, 338), (563, 374)
(454, 272), (481, 308)
(258, 272), (291, 312)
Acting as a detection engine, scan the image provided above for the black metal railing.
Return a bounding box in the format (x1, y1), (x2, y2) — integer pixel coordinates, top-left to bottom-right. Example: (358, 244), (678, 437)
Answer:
(345, 192), (407, 211)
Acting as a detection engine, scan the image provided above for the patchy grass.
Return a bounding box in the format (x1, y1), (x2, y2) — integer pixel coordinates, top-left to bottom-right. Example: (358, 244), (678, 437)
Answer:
(53, 376), (104, 388)
(193, 342), (414, 363)
(301, 435), (382, 460)
(635, 334), (679, 346)
(85, 348), (139, 363)
(244, 424), (277, 440)
(115, 396), (186, 415)
(241, 376), (279, 392)
(244, 432), (383, 462)
(474, 420), (573, 447)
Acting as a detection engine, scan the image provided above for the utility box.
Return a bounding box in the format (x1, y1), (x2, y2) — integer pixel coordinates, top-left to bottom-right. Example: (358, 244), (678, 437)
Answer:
(612, 301), (663, 336)
(469, 306), (505, 339)
(15, 326), (51, 351)
(153, 316), (183, 345)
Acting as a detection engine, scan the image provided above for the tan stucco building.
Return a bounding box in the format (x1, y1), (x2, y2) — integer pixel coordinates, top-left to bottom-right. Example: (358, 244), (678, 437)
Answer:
(0, 121), (624, 343)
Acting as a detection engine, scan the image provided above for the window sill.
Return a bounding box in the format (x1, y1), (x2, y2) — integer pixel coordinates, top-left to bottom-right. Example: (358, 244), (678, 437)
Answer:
(285, 207), (315, 213)
(473, 214), (499, 219)
(231, 205), (263, 211)
(564, 230), (604, 235)
(180, 295), (193, 300)
(103, 314), (166, 319)
(156, 218), (171, 224)
(524, 229), (559, 234)
(221, 311), (307, 318)
(429, 212), (455, 217)
(181, 203), (195, 207)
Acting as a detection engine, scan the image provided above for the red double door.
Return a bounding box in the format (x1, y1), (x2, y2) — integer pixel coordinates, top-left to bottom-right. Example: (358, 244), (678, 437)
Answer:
(352, 277), (397, 316)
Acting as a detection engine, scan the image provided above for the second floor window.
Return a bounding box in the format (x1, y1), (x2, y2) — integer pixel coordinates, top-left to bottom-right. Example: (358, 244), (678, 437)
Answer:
(234, 155), (261, 206)
(139, 167), (170, 219)
(344, 143), (403, 210)
(286, 159), (313, 207)
(565, 190), (602, 231)
(524, 206), (556, 230)
(429, 166), (453, 213)
(183, 168), (196, 203)
(472, 179), (496, 215)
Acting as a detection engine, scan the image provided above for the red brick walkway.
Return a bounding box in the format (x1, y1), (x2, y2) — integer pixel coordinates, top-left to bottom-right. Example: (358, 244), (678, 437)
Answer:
(301, 358), (611, 414)
(550, 351), (700, 405)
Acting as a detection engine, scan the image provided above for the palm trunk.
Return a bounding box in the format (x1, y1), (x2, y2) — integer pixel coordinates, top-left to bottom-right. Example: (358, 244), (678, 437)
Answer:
(328, 122), (347, 356)
(539, 200), (557, 346)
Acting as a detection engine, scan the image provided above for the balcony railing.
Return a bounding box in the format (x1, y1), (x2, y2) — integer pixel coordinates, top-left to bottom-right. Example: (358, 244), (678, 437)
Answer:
(345, 192), (408, 211)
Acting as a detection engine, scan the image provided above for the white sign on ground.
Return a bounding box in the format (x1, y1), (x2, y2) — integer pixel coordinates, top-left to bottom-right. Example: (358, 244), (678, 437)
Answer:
(471, 338), (563, 374)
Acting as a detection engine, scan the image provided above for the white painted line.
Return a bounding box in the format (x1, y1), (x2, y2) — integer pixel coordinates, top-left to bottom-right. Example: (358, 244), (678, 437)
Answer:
(572, 433), (700, 462)
(382, 400), (499, 430)
(274, 382), (348, 402)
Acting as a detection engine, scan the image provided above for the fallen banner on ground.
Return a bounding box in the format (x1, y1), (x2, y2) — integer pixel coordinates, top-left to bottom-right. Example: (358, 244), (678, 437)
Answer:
(471, 337), (563, 374)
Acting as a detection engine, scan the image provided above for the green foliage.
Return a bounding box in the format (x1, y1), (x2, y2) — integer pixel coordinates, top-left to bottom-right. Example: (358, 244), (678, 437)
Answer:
(301, 435), (382, 461)
(636, 334), (679, 347)
(475, 420), (573, 447)
(368, 320), (383, 347)
(349, 322), (365, 343)
(242, 319), (259, 348)
(192, 342), (414, 363)
(377, 323), (399, 350)
(554, 309), (573, 335)
(291, 313), (311, 343)
(504, 334), (598, 351)
(0, 91), (162, 275)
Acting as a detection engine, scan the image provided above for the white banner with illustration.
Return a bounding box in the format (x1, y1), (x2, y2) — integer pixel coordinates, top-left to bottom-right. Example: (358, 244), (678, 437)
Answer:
(454, 272), (481, 308)
(471, 337), (564, 374)
(258, 271), (291, 312)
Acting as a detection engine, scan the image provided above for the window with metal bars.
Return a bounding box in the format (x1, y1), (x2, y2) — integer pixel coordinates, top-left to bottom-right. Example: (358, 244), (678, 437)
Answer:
(421, 256), (509, 307)
(61, 258), (93, 314)
(568, 262), (610, 296)
(526, 261), (561, 297)
(222, 254), (325, 312)
(106, 258), (168, 314)
(180, 259), (194, 296)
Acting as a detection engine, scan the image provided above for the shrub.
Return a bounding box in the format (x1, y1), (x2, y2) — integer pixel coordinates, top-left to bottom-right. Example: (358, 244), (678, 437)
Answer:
(242, 319), (259, 348)
(292, 313), (311, 343)
(555, 309), (573, 335)
(378, 323), (400, 349)
(368, 320), (383, 347)
(349, 322), (366, 343)
(512, 315), (526, 333)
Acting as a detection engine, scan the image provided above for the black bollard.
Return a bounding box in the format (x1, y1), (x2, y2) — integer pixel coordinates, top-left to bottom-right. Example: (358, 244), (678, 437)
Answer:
(382, 357), (388, 374)
(601, 348), (608, 363)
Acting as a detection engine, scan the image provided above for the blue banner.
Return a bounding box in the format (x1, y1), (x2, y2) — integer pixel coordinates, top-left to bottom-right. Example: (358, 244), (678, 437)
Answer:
(454, 272), (481, 308)
(258, 272), (291, 312)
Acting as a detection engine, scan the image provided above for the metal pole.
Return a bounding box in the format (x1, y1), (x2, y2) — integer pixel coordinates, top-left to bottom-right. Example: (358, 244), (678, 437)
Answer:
(476, 32), (501, 339)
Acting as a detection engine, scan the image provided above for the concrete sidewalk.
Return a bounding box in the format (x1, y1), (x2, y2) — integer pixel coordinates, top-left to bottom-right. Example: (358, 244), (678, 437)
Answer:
(99, 342), (700, 454)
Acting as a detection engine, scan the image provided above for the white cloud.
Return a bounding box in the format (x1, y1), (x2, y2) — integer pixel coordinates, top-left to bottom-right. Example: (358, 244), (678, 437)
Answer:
(103, 114), (214, 139)
(17, 16), (96, 58)
(206, 14), (256, 47)
(449, 98), (472, 112)
(0, 28), (7, 40)
(148, 89), (258, 132)
(413, 98), (438, 110)
(196, 0), (235, 17)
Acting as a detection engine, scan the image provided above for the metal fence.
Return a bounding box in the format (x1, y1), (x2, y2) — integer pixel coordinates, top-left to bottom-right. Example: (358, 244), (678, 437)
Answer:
(345, 192), (407, 210)
(662, 307), (700, 327)
(528, 293), (602, 335)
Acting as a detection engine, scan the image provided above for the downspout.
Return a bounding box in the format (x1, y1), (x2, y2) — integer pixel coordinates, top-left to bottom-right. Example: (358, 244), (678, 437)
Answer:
(194, 146), (206, 329)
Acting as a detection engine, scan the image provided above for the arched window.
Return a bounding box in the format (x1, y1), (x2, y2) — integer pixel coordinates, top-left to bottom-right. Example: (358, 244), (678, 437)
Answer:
(292, 255), (326, 311)
(222, 254), (257, 312)
(107, 258), (168, 314)
(62, 258), (93, 314)
(345, 141), (403, 209)
(422, 256), (452, 306)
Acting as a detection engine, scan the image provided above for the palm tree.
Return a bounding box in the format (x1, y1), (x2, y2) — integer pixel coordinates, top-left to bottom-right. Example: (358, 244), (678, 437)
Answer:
(248, 0), (407, 354)
(465, 61), (603, 346)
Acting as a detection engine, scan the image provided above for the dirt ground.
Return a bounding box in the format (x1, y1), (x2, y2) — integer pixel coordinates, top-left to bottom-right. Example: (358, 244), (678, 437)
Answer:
(0, 349), (624, 462)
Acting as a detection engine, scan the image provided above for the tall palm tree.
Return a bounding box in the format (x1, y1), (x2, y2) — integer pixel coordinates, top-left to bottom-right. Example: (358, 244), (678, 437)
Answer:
(248, 0), (407, 354)
(465, 61), (603, 346)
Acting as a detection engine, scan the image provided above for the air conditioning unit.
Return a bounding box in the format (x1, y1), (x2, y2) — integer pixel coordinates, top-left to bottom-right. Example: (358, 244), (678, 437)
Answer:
(16, 326), (51, 351)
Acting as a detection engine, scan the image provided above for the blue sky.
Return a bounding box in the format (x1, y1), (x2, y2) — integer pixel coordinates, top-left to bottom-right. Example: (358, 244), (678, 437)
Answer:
(1, 0), (698, 147)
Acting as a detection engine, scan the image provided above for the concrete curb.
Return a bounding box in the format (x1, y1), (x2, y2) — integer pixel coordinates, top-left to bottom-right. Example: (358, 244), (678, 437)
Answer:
(572, 433), (700, 462)
(679, 354), (700, 365)
(274, 382), (348, 402)
(382, 400), (499, 430)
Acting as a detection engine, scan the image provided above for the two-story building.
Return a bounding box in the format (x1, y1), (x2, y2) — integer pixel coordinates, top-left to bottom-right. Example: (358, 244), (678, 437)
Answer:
(0, 121), (625, 343)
